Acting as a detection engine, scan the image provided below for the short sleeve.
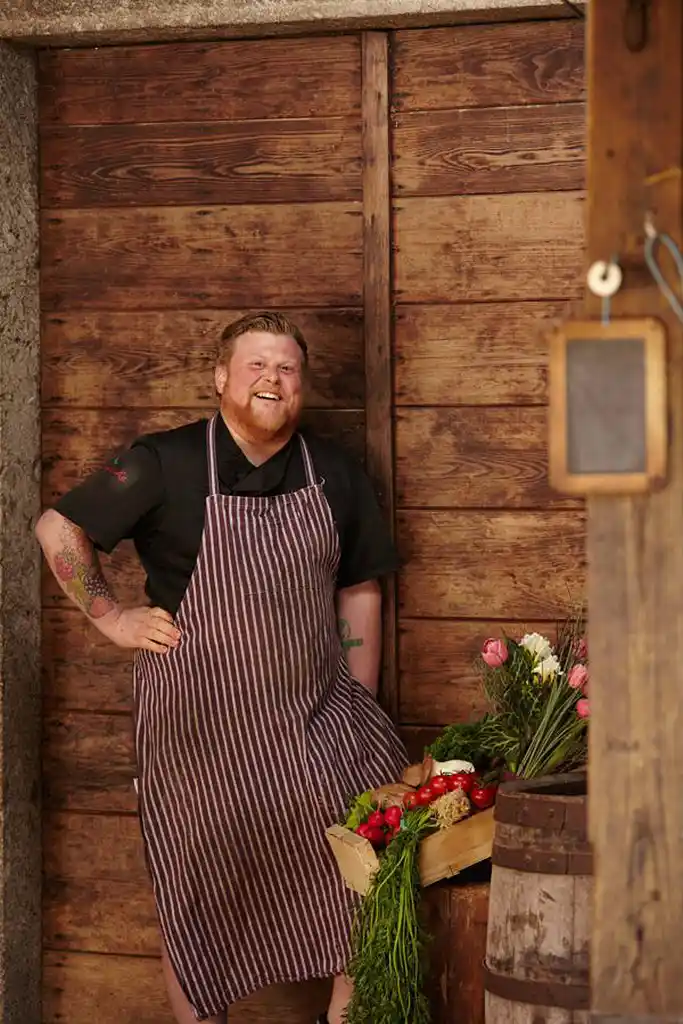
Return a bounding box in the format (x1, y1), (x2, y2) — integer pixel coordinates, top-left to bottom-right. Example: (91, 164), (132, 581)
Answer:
(336, 461), (399, 589)
(53, 443), (164, 554)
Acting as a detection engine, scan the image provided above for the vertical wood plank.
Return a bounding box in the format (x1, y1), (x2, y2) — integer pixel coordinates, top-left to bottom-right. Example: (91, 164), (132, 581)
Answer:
(585, 1), (683, 1016)
(362, 31), (397, 722)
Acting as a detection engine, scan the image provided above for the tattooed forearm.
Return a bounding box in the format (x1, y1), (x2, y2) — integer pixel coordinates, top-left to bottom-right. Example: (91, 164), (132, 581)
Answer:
(51, 519), (117, 619)
(339, 618), (364, 650)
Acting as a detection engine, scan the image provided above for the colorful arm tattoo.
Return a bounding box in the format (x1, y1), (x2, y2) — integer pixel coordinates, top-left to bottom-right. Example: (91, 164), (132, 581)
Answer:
(52, 519), (117, 619)
(339, 617), (364, 650)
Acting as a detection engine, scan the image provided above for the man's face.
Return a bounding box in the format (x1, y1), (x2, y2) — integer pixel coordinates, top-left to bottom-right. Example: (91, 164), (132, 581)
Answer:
(215, 330), (305, 441)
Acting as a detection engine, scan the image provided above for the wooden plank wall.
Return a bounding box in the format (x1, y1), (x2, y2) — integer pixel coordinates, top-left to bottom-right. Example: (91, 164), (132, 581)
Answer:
(391, 19), (588, 753)
(37, 17), (588, 1023)
(38, 35), (366, 1022)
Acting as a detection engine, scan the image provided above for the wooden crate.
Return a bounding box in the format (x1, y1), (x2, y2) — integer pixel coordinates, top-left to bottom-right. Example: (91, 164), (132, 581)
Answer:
(326, 808), (495, 895)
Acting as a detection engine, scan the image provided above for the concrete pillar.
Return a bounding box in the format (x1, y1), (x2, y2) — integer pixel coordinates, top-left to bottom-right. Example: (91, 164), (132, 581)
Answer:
(0, 40), (41, 1023)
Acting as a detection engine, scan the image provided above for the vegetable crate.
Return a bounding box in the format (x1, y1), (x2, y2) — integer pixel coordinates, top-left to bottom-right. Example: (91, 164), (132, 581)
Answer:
(326, 807), (495, 896)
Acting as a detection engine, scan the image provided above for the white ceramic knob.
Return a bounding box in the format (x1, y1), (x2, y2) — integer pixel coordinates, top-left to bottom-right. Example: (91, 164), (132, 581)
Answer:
(587, 260), (623, 298)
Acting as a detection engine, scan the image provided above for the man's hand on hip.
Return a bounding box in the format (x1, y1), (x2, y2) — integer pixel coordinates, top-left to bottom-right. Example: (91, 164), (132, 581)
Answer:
(98, 605), (181, 653)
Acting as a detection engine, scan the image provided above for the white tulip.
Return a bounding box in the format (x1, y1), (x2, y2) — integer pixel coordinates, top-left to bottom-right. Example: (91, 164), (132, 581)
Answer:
(520, 632), (553, 661)
(532, 654), (562, 682)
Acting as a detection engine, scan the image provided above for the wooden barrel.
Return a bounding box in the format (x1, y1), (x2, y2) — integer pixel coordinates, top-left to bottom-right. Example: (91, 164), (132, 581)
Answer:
(484, 772), (592, 1024)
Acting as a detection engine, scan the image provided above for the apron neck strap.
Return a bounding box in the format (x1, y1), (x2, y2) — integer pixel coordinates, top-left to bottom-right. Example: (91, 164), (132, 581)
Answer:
(298, 434), (317, 487)
(207, 415), (220, 496)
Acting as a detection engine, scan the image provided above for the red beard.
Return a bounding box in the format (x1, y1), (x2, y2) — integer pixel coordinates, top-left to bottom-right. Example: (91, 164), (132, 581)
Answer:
(221, 393), (300, 444)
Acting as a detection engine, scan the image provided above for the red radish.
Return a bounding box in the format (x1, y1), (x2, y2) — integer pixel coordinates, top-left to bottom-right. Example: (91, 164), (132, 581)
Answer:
(430, 776), (449, 797)
(367, 810), (385, 828)
(403, 791), (419, 810)
(385, 826), (401, 846)
(415, 784), (434, 806)
(445, 772), (475, 794)
(384, 805), (403, 828)
(365, 826), (386, 847)
(356, 823), (372, 838)
(470, 782), (498, 810)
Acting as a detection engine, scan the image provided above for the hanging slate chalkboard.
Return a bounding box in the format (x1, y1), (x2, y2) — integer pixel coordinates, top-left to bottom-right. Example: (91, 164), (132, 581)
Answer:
(549, 318), (668, 495)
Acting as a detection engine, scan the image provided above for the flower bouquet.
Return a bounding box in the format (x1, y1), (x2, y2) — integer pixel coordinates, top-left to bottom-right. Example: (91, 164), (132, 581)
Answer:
(475, 619), (588, 779)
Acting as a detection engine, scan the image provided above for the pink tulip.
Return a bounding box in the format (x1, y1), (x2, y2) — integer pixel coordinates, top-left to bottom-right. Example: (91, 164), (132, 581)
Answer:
(573, 637), (588, 661)
(482, 638), (508, 668)
(576, 697), (590, 719)
(568, 664), (588, 690)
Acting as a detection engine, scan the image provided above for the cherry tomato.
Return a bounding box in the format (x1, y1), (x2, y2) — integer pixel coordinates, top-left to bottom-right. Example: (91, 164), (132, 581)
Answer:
(384, 805), (403, 829)
(429, 776), (449, 797)
(470, 783), (498, 810)
(364, 825), (386, 847)
(415, 784), (434, 806)
(367, 810), (385, 828)
(403, 791), (419, 810)
(446, 772), (475, 794)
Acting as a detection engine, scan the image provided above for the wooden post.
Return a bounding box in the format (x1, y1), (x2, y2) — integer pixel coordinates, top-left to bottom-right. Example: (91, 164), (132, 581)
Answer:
(362, 31), (398, 722)
(586, 2), (683, 1020)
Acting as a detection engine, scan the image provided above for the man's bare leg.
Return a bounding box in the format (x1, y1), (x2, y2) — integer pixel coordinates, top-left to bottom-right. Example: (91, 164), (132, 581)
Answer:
(327, 973), (353, 1024)
(162, 943), (227, 1024)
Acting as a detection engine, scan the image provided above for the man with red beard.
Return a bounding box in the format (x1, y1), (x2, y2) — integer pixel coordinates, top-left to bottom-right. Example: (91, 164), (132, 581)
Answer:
(36, 311), (407, 1024)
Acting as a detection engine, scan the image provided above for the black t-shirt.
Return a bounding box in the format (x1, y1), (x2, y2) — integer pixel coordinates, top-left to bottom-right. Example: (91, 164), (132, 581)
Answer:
(54, 415), (398, 616)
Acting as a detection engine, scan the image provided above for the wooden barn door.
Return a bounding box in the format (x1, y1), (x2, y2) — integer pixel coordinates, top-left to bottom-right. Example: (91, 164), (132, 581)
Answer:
(37, 16), (588, 1023)
(39, 33), (368, 1022)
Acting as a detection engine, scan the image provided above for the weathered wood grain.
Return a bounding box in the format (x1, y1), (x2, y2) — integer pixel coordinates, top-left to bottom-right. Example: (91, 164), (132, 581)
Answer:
(43, 712), (137, 813)
(397, 510), (586, 619)
(392, 21), (585, 112)
(44, 811), (146, 884)
(394, 301), (577, 406)
(362, 32), (397, 723)
(42, 407), (366, 508)
(399, 618), (554, 725)
(38, 36), (361, 125)
(43, 951), (174, 1024)
(45, 873), (158, 955)
(43, 950), (332, 1023)
(43, 611), (133, 713)
(395, 407), (583, 509)
(393, 103), (585, 197)
(42, 308), (365, 410)
(41, 203), (363, 310)
(40, 118), (362, 208)
(394, 192), (585, 304)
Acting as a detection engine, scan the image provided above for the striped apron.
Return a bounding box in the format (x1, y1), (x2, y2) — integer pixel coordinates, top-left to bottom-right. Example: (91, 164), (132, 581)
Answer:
(133, 415), (408, 1020)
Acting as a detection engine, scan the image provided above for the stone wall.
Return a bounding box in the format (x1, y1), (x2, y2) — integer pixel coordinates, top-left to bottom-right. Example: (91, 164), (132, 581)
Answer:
(0, 39), (41, 1024)
(0, 0), (582, 45)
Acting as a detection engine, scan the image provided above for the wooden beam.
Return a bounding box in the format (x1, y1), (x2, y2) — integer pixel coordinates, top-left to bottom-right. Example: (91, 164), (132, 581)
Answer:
(586, 1), (683, 1016)
(361, 31), (398, 722)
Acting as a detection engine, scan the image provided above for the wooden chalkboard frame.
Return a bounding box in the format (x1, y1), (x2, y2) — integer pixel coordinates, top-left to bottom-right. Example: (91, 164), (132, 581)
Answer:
(549, 318), (668, 495)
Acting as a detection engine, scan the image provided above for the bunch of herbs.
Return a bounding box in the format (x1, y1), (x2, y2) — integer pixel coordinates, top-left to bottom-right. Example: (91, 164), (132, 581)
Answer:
(345, 806), (436, 1024)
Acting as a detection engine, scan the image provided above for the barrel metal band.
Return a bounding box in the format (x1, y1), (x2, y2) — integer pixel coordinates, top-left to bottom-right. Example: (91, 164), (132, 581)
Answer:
(492, 840), (594, 875)
(483, 962), (590, 1010)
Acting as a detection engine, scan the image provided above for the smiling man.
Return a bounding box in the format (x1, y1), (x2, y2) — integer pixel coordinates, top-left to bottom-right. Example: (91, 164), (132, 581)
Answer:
(36, 311), (407, 1024)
